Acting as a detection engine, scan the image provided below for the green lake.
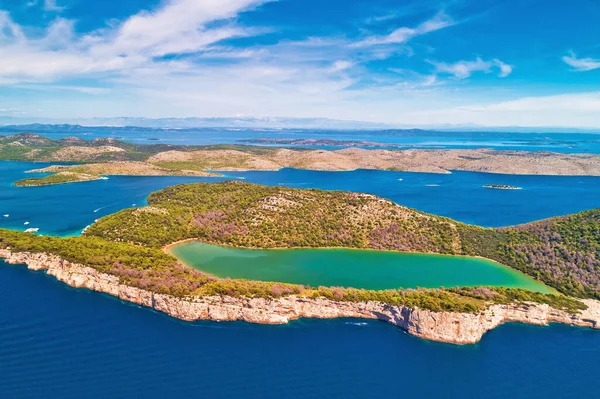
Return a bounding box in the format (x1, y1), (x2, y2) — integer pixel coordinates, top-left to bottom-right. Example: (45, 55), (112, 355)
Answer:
(170, 242), (553, 293)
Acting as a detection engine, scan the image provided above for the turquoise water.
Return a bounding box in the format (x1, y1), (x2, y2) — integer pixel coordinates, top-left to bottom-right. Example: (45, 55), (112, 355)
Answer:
(171, 242), (553, 292)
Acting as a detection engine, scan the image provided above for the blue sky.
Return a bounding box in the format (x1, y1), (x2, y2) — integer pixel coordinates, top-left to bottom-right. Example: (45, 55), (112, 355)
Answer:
(0, 0), (600, 127)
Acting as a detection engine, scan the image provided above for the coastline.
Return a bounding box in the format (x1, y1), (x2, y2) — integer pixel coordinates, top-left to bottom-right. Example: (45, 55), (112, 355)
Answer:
(12, 162), (600, 187)
(14, 176), (103, 187)
(2, 248), (597, 345)
(2, 144), (597, 188)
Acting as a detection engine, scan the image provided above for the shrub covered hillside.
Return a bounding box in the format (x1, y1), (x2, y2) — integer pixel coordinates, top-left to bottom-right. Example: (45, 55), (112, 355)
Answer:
(501, 211), (599, 298)
(86, 181), (464, 253)
(85, 181), (600, 299)
(459, 210), (600, 299)
(0, 229), (587, 313)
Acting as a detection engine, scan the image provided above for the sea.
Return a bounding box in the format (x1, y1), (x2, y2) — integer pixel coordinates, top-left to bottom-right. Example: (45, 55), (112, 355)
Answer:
(2, 125), (600, 153)
(1, 128), (600, 398)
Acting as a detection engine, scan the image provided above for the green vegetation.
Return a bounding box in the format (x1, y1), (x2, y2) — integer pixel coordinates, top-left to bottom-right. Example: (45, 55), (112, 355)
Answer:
(458, 211), (600, 299)
(86, 181), (463, 254)
(2, 173), (598, 309)
(0, 133), (279, 163)
(153, 158), (254, 172)
(14, 172), (97, 187)
(0, 133), (169, 162)
(85, 181), (600, 300)
(0, 228), (586, 313)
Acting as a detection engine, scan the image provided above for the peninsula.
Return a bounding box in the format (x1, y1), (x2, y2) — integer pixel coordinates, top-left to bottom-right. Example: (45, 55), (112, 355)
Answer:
(1, 181), (599, 344)
(2, 133), (599, 187)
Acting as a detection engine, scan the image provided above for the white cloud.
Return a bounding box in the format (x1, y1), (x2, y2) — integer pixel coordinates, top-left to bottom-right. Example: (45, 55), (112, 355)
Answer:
(7, 3), (597, 128)
(330, 60), (353, 72)
(44, 0), (65, 12)
(562, 51), (600, 72)
(459, 92), (600, 113)
(353, 11), (454, 47)
(25, 0), (64, 11)
(494, 59), (513, 77)
(397, 91), (600, 127)
(0, 11), (25, 41)
(97, 0), (269, 58)
(429, 57), (512, 79)
(0, 0), (272, 82)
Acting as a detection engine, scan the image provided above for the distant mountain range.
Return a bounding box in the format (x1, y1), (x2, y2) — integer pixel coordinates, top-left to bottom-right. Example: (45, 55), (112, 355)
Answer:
(0, 116), (599, 133)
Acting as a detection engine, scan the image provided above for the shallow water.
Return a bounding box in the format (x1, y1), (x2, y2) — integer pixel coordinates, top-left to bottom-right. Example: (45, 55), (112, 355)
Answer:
(171, 242), (552, 292)
(1, 262), (599, 399)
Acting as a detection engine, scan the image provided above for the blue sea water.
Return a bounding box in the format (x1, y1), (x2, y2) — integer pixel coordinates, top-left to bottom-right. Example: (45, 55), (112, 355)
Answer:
(1, 262), (600, 399)
(2, 125), (600, 153)
(1, 158), (600, 398)
(0, 161), (221, 236)
(1, 162), (599, 236)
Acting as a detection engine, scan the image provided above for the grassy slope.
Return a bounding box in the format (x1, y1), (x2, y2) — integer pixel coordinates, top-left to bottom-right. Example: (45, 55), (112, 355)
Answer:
(84, 181), (600, 299)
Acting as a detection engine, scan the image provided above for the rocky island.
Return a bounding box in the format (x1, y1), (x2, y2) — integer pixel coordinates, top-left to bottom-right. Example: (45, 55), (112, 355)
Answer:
(1, 133), (600, 186)
(1, 181), (599, 344)
(484, 184), (522, 190)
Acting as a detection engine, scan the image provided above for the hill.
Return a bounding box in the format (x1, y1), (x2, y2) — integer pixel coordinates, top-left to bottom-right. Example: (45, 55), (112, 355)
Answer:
(2, 134), (600, 187)
(84, 181), (600, 299)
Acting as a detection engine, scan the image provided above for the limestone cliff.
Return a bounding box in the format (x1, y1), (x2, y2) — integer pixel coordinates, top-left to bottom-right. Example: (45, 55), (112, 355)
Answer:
(2, 249), (599, 345)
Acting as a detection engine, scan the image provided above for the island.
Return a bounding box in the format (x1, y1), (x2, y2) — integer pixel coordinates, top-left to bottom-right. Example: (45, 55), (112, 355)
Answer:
(1, 133), (600, 186)
(483, 184), (522, 190)
(237, 138), (404, 147)
(1, 181), (599, 344)
(14, 171), (102, 187)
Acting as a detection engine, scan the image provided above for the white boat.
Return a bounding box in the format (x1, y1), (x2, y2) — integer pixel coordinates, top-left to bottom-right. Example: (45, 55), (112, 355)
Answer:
(3, 214), (8, 217)
(24, 221), (30, 225)
(25, 228), (39, 233)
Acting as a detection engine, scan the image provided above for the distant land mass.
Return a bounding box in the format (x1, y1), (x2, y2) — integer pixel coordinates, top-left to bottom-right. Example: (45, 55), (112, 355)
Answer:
(238, 138), (404, 147)
(2, 134), (599, 187)
(1, 118), (600, 133)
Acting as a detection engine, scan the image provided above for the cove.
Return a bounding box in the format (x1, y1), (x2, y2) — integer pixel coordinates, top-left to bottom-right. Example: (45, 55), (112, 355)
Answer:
(170, 242), (552, 293)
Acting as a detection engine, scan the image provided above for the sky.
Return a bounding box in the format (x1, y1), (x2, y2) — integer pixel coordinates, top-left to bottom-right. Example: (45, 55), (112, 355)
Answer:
(0, 0), (599, 127)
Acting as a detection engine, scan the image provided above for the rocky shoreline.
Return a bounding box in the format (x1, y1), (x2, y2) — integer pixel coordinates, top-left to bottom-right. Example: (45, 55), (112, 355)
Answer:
(2, 248), (599, 345)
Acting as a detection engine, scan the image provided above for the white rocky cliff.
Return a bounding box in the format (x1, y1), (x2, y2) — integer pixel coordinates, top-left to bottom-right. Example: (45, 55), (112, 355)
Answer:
(2, 249), (599, 345)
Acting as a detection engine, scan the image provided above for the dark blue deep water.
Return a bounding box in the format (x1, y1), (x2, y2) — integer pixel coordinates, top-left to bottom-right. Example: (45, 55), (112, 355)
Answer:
(1, 263), (600, 399)
(1, 159), (600, 398)
(2, 162), (600, 236)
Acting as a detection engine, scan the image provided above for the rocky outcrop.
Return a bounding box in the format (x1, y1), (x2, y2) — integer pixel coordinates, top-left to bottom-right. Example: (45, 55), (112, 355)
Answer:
(2, 249), (599, 345)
